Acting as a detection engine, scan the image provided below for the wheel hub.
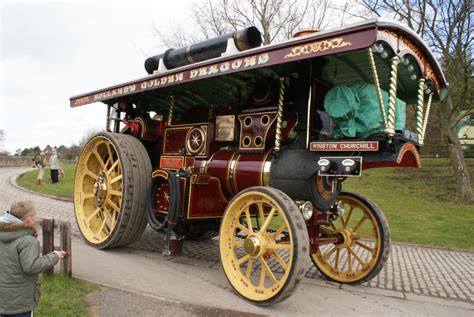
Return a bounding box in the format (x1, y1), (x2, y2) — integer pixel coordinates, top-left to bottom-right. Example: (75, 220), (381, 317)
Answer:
(244, 235), (262, 256)
(93, 171), (108, 207)
(335, 228), (354, 249)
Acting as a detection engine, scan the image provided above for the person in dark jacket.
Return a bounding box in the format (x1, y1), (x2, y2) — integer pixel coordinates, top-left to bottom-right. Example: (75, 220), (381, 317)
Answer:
(0, 201), (66, 317)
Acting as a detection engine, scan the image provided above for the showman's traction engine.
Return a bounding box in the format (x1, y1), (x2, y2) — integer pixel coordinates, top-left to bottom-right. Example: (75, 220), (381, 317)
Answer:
(70, 19), (447, 305)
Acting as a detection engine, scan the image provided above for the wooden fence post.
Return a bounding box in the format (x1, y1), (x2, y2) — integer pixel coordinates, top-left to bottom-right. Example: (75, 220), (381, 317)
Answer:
(60, 221), (72, 277)
(41, 219), (54, 276)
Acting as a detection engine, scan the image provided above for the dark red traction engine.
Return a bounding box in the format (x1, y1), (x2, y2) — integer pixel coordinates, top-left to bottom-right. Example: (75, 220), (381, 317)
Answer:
(71, 20), (447, 305)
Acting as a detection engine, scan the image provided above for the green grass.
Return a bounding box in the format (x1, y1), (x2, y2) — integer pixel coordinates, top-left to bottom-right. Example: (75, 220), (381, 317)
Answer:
(344, 158), (474, 250)
(17, 164), (76, 199)
(36, 274), (96, 317)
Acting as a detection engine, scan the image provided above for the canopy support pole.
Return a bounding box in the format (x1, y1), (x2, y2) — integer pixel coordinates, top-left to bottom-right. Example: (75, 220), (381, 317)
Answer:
(420, 93), (433, 145)
(416, 78), (425, 144)
(386, 56), (400, 137)
(275, 78), (286, 152)
(168, 95), (175, 126)
(368, 48), (388, 131)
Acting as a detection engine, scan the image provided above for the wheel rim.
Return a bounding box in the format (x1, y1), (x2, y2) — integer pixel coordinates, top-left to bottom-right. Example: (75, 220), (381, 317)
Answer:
(220, 191), (294, 302)
(74, 136), (123, 244)
(311, 194), (382, 283)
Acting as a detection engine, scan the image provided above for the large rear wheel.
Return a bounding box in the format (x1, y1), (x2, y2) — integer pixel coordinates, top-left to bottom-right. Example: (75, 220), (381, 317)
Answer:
(219, 187), (309, 305)
(74, 132), (151, 249)
(311, 192), (390, 284)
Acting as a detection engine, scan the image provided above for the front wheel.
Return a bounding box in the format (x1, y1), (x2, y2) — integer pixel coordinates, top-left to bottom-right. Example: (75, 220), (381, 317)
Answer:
(219, 187), (309, 305)
(74, 132), (151, 249)
(311, 192), (390, 284)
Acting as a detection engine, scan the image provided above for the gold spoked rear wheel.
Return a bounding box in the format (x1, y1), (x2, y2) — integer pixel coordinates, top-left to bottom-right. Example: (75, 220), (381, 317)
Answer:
(311, 192), (390, 284)
(74, 132), (151, 249)
(219, 187), (308, 305)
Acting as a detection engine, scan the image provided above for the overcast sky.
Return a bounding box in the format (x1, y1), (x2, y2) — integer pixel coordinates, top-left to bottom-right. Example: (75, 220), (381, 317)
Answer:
(1, 0), (190, 153)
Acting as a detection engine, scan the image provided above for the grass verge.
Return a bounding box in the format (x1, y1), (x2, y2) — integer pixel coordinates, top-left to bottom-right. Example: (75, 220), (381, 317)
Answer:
(345, 158), (474, 250)
(16, 164), (76, 199)
(36, 274), (96, 317)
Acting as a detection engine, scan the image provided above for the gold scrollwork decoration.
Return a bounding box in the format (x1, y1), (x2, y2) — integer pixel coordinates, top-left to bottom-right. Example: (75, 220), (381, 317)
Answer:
(284, 38), (352, 58)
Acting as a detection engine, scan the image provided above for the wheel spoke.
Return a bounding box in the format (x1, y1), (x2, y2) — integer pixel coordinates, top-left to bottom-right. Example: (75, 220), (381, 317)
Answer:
(84, 168), (99, 180)
(355, 241), (374, 252)
(260, 257), (278, 284)
(322, 246), (337, 261)
(352, 215), (367, 233)
(245, 257), (254, 280)
(347, 247), (353, 272)
(257, 203), (265, 227)
(244, 208), (253, 234)
(81, 192), (95, 203)
(103, 207), (116, 228)
(237, 254), (250, 266)
(334, 248), (340, 270)
(236, 222), (249, 235)
(267, 242), (291, 250)
(344, 206), (354, 227)
(97, 217), (107, 235)
(105, 199), (120, 213)
(109, 190), (123, 197)
(107, 159), (119, 174)
(259, 208), (276, 233)
(259, 265), (266, 288)
(272, 222), (287, 239)
(105, 143), (114, 168)
(234, 240), (244, 248)
(93, 150), (107, 170)
(87, 207), (101, 222)
(348, 247), (366, 266)
(272, 251), (288, 270)
(353, 230), (375, 240)
(110, 175), (122, 185)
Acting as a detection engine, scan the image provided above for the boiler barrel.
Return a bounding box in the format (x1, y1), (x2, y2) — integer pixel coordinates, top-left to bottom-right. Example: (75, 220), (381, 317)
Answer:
(144, 27), (262, 74)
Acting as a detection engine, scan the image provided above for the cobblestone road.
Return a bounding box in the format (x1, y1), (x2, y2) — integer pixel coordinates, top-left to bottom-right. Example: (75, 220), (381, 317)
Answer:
(1, 167), (472, 304)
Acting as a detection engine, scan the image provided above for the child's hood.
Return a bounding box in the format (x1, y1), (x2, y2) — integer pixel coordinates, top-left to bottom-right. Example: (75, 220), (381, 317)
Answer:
(0, 222), (37, 243)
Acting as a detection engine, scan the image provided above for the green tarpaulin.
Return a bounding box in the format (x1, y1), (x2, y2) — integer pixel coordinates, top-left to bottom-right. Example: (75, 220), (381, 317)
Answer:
(324, 83), (406, 139)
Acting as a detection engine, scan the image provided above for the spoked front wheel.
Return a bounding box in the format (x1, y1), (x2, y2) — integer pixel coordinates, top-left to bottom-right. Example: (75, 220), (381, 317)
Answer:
(219, 187), (309, 305)
(311, 192), (390, 284)
(74, 132), (151, 249)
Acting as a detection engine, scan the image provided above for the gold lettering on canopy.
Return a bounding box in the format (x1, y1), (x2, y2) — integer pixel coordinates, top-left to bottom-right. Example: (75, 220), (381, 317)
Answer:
(284, 38), (352, 58)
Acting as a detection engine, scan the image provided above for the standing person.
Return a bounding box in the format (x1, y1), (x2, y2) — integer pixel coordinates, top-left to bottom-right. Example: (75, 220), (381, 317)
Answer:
(0, 201), (66, 317)
(49, 149), (59, 184)
(35, 152), (45, 185)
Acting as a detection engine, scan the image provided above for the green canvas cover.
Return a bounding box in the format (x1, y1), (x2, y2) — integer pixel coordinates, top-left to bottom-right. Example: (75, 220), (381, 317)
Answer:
(323, 83), (406, 139)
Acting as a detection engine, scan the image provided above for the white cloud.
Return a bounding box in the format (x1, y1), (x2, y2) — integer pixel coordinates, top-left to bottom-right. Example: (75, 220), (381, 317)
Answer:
(1, 0), (190, 153)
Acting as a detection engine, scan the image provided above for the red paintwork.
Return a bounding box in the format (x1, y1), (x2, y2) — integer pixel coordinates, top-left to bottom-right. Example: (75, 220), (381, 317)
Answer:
(187, 175), (228, 218)
(233, 154), (267, 193)
(205, 150), (235, 197)
(363, 142), (421, 169)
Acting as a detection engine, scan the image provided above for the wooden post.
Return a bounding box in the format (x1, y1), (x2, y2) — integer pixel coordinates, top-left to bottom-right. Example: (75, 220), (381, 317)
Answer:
(60, 221), (72, 277)
(41, 219), (54, 276)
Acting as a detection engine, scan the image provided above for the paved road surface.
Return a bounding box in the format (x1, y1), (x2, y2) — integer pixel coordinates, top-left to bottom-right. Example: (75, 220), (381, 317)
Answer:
(1, 167), (473, 316)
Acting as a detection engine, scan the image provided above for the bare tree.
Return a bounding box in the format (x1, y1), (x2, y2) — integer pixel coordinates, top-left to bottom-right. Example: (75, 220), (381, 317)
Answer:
(361, 0), (473, 201)
(153, 0), (352, 48)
